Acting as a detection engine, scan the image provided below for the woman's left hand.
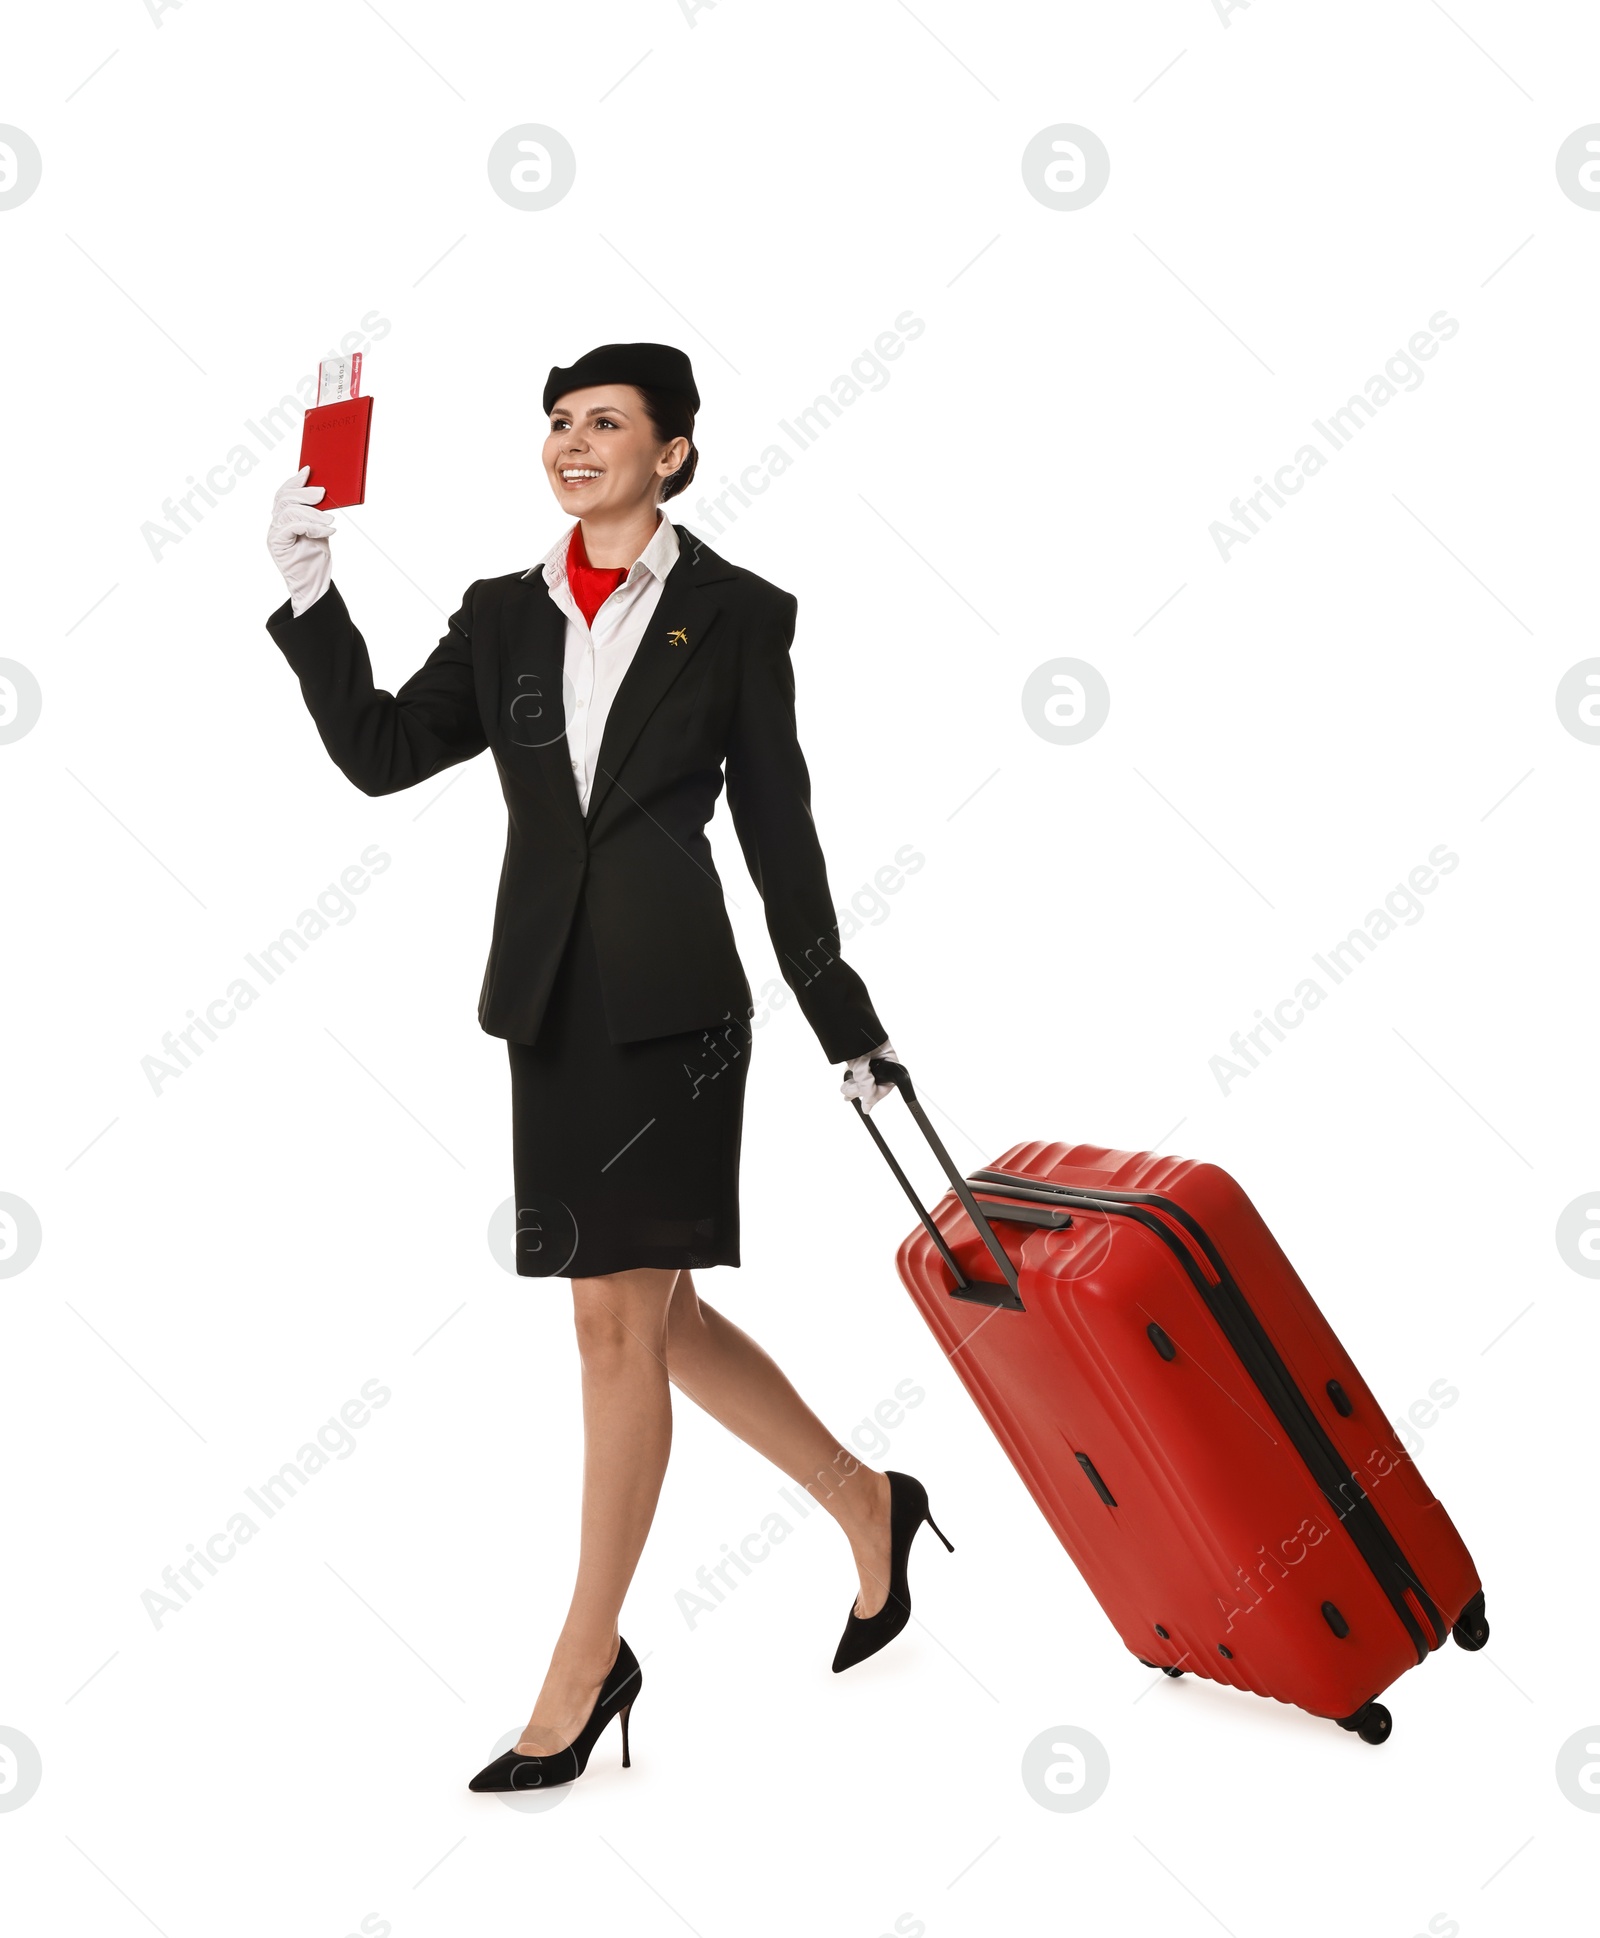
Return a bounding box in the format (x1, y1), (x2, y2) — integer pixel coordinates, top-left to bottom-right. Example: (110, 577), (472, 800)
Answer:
(841, 1039), (898, 1114)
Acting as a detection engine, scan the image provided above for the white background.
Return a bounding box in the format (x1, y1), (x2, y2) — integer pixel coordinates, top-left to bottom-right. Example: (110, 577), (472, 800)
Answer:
(2, 1), (1595, 1933)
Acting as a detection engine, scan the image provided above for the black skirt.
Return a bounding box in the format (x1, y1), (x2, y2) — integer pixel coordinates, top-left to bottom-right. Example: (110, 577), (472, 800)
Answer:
(508, 890), (750, 1278)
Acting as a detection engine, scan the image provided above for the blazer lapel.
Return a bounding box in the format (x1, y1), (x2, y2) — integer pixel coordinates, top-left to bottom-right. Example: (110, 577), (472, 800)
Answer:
(581, 524), (732, 828)
(504, 522), (736, 838)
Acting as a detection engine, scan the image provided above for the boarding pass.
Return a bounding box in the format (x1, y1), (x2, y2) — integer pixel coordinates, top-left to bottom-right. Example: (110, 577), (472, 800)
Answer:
(316, 353), (364, 408)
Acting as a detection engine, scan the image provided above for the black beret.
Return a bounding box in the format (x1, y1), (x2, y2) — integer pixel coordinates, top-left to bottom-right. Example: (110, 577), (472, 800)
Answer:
(543, 341), (700, 416)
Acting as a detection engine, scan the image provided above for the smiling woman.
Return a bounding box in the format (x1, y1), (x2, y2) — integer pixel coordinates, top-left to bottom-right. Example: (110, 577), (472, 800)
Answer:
(546, 371), (699, 535)
(259, 338), (951, 1801)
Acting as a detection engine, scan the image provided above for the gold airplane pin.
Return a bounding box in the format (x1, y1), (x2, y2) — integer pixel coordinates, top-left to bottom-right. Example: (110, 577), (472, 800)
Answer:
(666, 627), (688, 647)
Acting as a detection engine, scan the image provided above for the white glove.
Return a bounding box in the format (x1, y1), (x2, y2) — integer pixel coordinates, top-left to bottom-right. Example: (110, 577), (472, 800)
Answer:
(267, 467), (335, 616)
(841, 1038), (898, 1115)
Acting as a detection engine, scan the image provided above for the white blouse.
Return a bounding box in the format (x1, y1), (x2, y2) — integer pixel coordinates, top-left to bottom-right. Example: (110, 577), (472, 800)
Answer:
(525, 513), (682, 813)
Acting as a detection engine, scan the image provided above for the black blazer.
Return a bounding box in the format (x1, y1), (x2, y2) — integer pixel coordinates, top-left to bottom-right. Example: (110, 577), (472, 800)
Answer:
(265, 523), (887, 1064)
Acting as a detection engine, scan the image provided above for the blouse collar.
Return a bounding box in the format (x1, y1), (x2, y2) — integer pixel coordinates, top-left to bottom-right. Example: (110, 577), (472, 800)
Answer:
(527, 511), (681, 588)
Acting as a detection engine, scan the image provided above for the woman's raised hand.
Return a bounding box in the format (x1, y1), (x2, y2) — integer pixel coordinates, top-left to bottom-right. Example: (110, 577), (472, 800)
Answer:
(267, 467), (335, 616)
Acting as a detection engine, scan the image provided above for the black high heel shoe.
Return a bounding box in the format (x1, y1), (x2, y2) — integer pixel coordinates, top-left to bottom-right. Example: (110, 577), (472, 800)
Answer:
(468, 1636), (642, 1792)
(831, 1470), (954, 1673)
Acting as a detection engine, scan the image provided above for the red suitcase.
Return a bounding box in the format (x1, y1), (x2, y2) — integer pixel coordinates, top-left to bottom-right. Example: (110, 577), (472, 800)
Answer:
(853, 1060), (1488, 1745)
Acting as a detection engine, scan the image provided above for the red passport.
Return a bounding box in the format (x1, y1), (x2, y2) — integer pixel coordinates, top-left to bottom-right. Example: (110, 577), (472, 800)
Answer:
(298, 396), (373, 509)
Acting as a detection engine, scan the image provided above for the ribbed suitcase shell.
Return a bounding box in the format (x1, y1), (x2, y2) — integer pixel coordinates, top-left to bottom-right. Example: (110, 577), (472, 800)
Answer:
(895, 1139), (1483, 1727)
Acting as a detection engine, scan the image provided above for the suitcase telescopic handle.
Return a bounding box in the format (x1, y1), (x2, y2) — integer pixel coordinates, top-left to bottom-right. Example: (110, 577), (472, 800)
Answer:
(849, 1058), (1026, 1312)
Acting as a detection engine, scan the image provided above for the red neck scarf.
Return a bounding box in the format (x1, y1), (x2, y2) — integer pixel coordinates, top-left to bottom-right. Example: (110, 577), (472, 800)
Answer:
(565, 522), (635, 629)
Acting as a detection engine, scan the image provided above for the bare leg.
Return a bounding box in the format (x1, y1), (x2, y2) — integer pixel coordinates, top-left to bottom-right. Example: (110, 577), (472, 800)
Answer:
(515, 1265), (678, 1756)
(663, 1270), (894, 1618)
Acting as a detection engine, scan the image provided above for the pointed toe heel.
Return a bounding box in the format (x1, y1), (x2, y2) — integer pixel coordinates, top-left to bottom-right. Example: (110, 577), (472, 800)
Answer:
(830, 1470), (953, 1674)
(468, 1637), (642, 1792)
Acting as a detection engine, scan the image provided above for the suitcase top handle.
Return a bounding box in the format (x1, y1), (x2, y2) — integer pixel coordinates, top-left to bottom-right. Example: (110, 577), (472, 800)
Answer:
(850, 1059), (1026, 1312)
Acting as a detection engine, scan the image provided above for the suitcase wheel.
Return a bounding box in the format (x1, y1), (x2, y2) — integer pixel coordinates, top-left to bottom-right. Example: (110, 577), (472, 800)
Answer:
(1336, 1700), (1393, 1746)
(1450, 1590), (1490, 1652)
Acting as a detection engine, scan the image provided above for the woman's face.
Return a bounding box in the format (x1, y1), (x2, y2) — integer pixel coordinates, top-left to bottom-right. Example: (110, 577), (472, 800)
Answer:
(542, 384), (687, 516)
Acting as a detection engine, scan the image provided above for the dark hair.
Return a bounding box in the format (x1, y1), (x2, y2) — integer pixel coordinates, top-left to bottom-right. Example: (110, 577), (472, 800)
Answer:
(634, 385), (699, 503)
